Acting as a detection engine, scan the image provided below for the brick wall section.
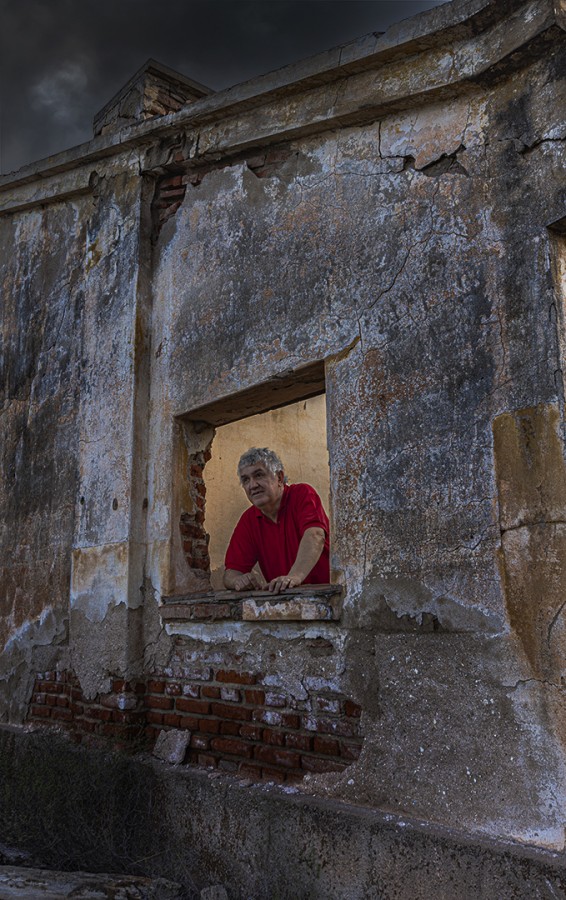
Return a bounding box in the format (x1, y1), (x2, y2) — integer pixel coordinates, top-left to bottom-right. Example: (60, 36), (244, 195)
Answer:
(28, 672), (147, 751)
(28, 669), (363, 783)
(180, 447), (212, 573)
(152, 145), (294, 236)
(152, 174), (187, 233)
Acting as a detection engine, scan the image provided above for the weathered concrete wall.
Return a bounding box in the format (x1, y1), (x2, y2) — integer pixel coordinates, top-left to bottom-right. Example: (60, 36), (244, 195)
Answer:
(0, 198), (85, 718)
(1, 0), (566, 866)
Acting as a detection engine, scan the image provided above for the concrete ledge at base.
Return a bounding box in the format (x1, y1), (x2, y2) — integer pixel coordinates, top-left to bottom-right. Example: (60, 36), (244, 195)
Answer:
(1, 727), (566, 898)
(160, 584), (342, 622)
(0, 866), (182, 899)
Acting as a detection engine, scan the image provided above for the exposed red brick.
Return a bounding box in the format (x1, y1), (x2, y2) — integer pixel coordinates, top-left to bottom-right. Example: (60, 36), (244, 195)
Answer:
(159, 187), (186, 200)
(201, 686), (220, 699)
(254, 746), (301, 769)
(112, 710), (145, 725)
(30, 706), (51, 718)
(281, 713), (300, 730)
(199, 718), (220, 734)
(161, 175), (183, 188)
(215, 670), (257, 685)
(180, 521), (203, 539)
(51, 707), (73, 722)
(176, 698), (210, 715)
(239, 724), (263, 741)
(163, 713), (181, 728)
(147, 680), (165, 693)
(190, 603), (232, 619)
(147, 695), (173, 710)
(88, 707), (113, 722)
(238, 762), (263, 779)
(313, 736), (340, 756)
(210, 737), (253, 758)
(211, 703), (252, 722)
(262, 728), (285, 746)
(190, 734), (210, 750)
(220, 720), (240, 736)
(244, 689), (265, 705)
(344, 701), (362, 718)
(165, 683), (182, 696)
(178, 716), (200, 731)
(302, 716), (358, 737)
(340, 741), (363, 761)
(197, 753), (217, 768)
(261, 767), (286, 784)
(286, 733), (312, 752)
(147, 711), (164, 725)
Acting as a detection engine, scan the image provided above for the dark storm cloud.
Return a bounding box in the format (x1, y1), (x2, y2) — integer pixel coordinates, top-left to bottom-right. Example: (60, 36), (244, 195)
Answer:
(1, 0), (450, 174)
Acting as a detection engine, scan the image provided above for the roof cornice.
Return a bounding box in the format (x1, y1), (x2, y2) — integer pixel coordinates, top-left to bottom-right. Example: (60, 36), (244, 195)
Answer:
(0, 0), (564, 200)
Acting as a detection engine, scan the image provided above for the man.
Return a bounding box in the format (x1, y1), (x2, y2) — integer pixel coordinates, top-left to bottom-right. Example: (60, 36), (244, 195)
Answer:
(224, 447), (330, 594)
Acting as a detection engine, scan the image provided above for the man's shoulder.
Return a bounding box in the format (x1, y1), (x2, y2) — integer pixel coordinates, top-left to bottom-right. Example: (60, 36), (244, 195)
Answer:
(285, 483), (325, 509)
(287, 482), (319, 497)
(287, 481), (320, 503)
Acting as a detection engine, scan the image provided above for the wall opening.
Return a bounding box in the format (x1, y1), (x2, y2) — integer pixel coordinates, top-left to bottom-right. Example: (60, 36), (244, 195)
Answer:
(176, 361), (329, 594)
(205, 394), (329, 590)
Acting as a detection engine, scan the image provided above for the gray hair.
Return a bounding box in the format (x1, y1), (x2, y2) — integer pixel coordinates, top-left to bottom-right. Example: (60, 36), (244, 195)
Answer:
(237, 447), (287, 482)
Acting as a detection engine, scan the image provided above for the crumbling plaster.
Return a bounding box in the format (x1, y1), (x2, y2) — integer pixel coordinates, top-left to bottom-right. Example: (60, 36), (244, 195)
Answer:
(1, 0), (566, 850)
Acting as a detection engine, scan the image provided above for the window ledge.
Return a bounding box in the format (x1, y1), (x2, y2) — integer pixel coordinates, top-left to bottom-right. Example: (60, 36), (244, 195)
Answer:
(160, 585), (342, 623)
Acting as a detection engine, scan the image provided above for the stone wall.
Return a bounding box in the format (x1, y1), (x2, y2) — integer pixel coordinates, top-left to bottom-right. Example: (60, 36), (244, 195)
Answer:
(1, 0), (566, 862)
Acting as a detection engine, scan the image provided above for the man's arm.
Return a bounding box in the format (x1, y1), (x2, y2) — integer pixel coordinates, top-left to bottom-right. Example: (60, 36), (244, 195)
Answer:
(267, 526), (326, 594)
(223, 569), (265, 591)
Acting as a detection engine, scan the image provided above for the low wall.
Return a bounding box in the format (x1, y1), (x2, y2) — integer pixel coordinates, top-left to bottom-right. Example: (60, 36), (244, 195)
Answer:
(1, 726), (565, 898)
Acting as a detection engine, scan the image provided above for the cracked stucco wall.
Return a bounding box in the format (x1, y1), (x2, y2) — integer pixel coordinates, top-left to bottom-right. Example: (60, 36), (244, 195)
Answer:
(0, 200), (84, 717)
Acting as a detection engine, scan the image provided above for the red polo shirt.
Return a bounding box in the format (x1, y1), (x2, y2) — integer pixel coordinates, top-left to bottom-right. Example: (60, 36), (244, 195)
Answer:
(225, 483), (330, 584)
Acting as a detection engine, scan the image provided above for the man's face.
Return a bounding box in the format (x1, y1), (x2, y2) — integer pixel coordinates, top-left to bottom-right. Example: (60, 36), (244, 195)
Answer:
(239, 463), (284, 516)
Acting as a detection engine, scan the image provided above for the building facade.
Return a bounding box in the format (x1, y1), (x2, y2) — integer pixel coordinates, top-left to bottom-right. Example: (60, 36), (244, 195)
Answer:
(2, 0), (566, 875)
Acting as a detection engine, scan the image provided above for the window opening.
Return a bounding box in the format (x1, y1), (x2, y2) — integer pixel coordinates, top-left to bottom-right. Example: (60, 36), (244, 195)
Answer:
(205, 394), (329, 590)
(173, 361), (336, 601)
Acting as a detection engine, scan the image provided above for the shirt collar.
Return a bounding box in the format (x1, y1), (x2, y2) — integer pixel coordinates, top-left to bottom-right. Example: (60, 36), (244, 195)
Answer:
(254, 483), (289, 520)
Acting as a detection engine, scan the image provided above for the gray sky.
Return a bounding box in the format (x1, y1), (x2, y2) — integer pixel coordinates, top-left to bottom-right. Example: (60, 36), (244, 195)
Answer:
(1, 0), (451, 175)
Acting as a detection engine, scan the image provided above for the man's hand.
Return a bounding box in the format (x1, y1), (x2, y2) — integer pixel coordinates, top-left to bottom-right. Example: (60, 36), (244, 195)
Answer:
(224, 569), (264, 591)
(267, 527), (326, 594)
(267, 573), (304, 594)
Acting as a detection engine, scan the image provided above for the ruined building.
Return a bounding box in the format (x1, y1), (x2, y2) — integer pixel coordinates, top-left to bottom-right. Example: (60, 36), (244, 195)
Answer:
(2, 0), (566, 894)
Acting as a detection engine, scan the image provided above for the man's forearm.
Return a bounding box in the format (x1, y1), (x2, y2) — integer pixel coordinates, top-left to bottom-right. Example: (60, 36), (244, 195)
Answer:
(288, 527), (326, 581)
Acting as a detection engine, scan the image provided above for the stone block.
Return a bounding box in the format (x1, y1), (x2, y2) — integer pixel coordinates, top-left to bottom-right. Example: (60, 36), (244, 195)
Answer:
(152, 729), (191, 765)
